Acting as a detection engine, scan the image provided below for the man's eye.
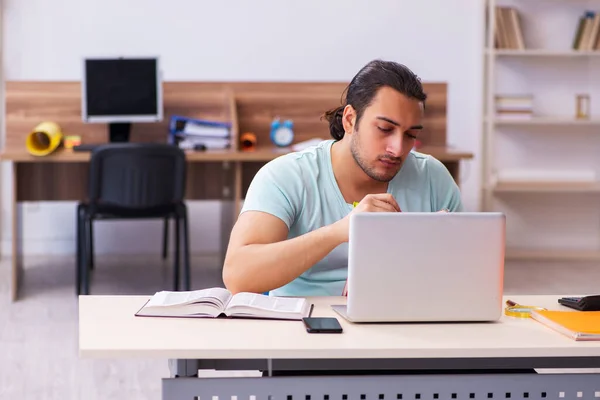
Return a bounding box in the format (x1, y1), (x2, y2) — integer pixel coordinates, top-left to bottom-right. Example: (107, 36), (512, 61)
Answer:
(378, 126), (393, 133)
(406, 132), (418, 139)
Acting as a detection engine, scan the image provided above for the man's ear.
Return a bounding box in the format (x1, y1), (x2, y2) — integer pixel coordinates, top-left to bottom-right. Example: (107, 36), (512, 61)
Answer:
(342, 104), (356, 135)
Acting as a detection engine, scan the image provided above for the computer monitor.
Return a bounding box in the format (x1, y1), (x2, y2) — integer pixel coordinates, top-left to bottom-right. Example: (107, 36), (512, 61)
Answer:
(82, 57), (163, 143)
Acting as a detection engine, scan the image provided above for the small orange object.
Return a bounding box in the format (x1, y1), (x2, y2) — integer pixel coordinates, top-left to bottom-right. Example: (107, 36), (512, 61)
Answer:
(63, 135), (81, 149)
(240, 132), (257, 151)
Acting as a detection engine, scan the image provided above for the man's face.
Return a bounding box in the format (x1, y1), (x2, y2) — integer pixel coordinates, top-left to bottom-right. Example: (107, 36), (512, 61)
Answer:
(345, 86), (423, 183)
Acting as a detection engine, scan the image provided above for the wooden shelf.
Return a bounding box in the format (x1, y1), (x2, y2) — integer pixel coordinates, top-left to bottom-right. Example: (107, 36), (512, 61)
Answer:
(491, 117), (600, 126)
(492, 181), (600, 193)
(506, 248), (600, 261)
(484, 3), (600, 265)
(489, 49), (600, 57)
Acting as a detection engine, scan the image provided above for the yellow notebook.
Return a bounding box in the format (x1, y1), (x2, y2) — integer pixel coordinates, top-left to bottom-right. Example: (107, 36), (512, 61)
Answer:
(530, 310), (600, 341)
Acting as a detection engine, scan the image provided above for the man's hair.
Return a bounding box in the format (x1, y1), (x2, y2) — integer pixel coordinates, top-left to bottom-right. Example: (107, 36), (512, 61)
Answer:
(323, 59), (427, 140)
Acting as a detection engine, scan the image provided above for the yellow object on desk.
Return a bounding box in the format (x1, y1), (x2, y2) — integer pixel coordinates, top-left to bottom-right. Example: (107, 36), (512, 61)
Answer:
(25, 121), (63, 156)
(504, 299), (546, 318)
(353, 202), (359, 208)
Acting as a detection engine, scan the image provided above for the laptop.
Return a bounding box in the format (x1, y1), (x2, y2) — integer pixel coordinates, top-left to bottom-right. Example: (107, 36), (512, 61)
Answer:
(332, 212), (505, 323)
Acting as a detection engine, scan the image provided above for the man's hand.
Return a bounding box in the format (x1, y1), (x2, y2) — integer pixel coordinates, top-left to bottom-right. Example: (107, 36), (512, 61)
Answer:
(353, 193), (401, 213)
(332, 193), (401, 243)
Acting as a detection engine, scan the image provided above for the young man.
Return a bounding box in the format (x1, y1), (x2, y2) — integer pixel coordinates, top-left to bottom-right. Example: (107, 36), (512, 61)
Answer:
(222, 59), (463, 297)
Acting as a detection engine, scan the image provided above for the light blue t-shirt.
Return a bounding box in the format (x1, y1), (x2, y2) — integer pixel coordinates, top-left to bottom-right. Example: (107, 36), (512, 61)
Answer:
(240, 139), (463, 297)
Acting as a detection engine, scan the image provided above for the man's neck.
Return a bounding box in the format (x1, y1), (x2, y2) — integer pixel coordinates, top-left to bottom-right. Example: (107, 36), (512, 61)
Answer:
(330, 140), (388, 204)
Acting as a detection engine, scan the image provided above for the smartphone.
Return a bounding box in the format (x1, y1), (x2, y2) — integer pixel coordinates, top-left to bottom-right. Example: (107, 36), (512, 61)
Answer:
(302, 317), (343, 333)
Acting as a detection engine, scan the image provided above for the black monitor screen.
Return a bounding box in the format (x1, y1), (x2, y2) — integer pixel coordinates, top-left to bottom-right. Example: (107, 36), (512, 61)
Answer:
(84, 58), (159, 117)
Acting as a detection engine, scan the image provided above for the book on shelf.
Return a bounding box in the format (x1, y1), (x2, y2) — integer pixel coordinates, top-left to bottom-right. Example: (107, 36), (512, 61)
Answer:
(530, 309), (600, 341)
(494, 6), (525, 50)
(495, 95), (533, 119)
(135, 287), (312, 320)
(573, 11), (600, 51)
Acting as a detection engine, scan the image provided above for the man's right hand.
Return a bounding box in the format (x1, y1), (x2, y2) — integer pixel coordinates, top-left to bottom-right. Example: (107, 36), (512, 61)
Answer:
(332, 193), (401, 243)
(352, 193), (401, 213)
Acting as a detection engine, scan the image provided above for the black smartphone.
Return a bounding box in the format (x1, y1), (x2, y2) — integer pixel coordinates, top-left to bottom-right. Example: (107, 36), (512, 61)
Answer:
(302, 317), (343, 333)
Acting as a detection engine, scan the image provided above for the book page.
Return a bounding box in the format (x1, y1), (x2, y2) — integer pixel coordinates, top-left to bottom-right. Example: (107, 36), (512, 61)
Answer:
(146, 287), (231, 309)
(227, 293), (305, 314)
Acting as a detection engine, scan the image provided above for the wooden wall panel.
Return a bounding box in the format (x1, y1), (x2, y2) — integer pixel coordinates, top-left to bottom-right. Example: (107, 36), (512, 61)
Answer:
(16, 163), (89, 201)
(5, 81), (446, 151)
(232, 82), (447, 148)
(185, 163), (231, 200)
(241, 162), (268, 199)
(16, 162), (228, 202)
(5, 82), (231, 150)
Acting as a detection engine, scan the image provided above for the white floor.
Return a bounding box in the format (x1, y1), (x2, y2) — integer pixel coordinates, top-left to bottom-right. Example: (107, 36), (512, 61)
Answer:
(1, 254), (600, 400)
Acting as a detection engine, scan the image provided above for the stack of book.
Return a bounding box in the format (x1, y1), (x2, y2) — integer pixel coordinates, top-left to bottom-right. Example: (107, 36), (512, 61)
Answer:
(573, 11), (600, 51)
(495, 95), (533, 120)
(169, 116), (231, 150)
(494, 6), (525, 50)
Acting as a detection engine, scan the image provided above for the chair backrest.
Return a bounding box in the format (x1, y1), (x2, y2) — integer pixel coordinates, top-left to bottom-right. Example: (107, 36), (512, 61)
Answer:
(88, 143), (186, 210)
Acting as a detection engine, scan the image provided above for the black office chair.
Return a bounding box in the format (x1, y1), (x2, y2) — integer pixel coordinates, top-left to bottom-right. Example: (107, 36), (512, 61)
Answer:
(76, 143), (191, 295)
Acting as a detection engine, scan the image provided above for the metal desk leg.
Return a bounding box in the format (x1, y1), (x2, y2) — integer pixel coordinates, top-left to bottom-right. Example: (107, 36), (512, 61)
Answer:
(168, 359), (200, 378)
(11, 162), (23, 302)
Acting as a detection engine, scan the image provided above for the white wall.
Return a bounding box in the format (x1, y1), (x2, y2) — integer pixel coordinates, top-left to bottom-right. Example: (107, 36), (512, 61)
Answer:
(1, 0), (485, 256)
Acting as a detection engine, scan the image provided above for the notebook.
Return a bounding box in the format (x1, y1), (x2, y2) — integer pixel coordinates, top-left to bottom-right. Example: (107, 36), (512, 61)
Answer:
(530, 309), (600, 341)
(135, 287), (312, 320)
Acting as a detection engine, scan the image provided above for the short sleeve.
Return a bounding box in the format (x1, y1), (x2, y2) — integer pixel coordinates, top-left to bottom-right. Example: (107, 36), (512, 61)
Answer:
(428, 157), (464, 212)
(240, 155), (303, 229)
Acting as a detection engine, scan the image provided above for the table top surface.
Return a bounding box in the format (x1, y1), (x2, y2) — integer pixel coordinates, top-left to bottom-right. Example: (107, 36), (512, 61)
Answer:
(0, 146), (474, 163)
(79, 294), (600, 360)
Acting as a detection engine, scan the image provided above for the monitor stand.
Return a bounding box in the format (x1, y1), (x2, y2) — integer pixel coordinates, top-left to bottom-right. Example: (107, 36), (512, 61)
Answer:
(109, 122), (131, 143)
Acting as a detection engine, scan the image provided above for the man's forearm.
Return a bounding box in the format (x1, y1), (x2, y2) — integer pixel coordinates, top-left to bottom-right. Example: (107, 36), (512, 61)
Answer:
(223, 224), (343, 294)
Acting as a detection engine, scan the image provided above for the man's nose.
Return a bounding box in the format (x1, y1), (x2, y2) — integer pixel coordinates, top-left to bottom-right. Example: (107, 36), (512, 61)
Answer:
(386, 136), (404, 158)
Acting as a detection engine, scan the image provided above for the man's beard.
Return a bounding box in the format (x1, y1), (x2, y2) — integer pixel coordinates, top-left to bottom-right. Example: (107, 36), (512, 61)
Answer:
(350, 131), (402, 183)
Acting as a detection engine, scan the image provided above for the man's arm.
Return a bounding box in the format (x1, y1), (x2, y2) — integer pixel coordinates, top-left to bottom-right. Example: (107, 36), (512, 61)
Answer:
(222, 155), (334, 294)
(222, 151), (401, 294)
(223, 193), (401, 294)
(222, 211), (344, 294)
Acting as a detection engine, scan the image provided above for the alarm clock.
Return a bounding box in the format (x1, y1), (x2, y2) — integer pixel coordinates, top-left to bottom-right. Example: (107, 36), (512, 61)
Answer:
(270, 118), (294, 147)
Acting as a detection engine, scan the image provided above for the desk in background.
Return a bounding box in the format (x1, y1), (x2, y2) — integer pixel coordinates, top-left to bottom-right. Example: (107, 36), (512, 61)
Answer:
(79, 295), (600, 400)
(0, 81), (474, 301)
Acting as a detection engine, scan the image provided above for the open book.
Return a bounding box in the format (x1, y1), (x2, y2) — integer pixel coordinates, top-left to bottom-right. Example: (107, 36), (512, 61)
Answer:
(135, 287), (312, 320)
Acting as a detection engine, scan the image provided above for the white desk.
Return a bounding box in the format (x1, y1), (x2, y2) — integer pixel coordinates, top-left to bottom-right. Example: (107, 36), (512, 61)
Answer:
(79, 295), (600, 400)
